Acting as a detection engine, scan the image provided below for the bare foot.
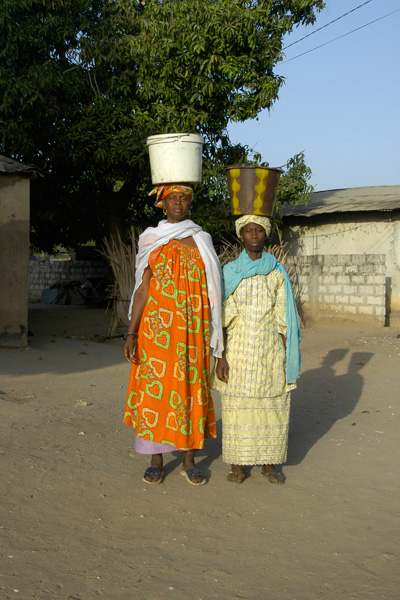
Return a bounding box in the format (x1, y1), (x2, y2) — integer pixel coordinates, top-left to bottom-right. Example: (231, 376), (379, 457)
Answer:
(261, 464), (285, 484)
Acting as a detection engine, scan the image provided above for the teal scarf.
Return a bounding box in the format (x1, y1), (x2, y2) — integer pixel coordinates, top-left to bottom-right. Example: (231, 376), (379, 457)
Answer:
(223, 250), (301, 382)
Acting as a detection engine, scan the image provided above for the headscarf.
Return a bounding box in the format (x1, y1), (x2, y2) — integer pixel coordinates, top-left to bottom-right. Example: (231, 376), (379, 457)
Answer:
(235, 215), (272, 238)
(222, 249), (301, 382)
(149, 184), (194, 208)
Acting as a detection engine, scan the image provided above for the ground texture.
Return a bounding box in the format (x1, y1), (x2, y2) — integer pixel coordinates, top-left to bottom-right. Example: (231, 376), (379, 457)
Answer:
(1, 305), (399, 600)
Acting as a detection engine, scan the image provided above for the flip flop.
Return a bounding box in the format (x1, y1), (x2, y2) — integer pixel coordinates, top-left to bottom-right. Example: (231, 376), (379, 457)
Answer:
(180, 467), (207, 486)
(261, 470), (285, 484)
(142, 466), (163, 485)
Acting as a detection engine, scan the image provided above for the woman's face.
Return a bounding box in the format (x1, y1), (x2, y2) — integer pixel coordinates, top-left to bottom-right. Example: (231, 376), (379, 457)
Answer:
(163, 192), (191, 223)
(240, 222), (266, 253)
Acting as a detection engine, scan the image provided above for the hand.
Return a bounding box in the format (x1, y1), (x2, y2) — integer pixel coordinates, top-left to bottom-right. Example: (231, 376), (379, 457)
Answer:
(123, 336), (137, 363)
(216, 356), (229, 383)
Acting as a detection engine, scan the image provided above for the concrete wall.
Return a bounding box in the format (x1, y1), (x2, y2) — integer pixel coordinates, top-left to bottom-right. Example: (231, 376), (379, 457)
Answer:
(29, 259), (110, 302)
(283, 213), (400, 325)
(0, 176), (30, 347)
(286, 254), (386, 325)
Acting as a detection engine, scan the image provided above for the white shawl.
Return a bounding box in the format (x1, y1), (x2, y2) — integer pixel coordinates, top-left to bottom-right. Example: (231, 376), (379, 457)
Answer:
(128, 219), (224, 358)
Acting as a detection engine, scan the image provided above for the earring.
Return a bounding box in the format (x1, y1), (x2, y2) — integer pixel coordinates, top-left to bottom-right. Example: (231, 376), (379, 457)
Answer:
(163, 208), (167, 216)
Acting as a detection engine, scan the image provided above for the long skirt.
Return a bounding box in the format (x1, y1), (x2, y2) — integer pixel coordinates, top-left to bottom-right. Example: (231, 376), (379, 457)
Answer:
(221, 392), (291, 465)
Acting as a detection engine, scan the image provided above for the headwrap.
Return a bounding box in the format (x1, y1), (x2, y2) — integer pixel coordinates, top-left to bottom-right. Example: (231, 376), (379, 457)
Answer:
(128, 218), (224, 358)
(222, 249), (301, 382)
(235, 215), (272, 238)
(149, 185), (194, 208)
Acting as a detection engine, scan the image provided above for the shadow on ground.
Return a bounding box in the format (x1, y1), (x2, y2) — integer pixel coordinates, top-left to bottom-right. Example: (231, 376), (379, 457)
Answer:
(288, 348), (373, 465)
(0, 305), (124, 377)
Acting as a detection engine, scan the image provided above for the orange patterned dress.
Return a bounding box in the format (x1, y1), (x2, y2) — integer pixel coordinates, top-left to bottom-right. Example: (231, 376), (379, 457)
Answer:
(124, 240), (217, 450)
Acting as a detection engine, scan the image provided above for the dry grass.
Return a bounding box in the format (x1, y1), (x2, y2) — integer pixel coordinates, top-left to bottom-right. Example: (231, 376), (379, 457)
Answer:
(266, 243), (294, 280)
(218, 239), (241, 267)
(101, 228), (137, 336)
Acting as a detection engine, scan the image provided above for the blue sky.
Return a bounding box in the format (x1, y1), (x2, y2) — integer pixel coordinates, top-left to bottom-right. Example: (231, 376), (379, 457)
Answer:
(227, 0), (400, 192)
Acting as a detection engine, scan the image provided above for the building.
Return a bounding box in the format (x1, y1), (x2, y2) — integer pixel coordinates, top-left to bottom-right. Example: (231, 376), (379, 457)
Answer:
(282, 186), (400, 326)
(0, 156), (38, 347)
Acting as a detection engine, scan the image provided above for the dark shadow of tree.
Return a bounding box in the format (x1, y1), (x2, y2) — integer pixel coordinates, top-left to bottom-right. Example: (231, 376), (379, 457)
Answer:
(287, 349), (373, 465)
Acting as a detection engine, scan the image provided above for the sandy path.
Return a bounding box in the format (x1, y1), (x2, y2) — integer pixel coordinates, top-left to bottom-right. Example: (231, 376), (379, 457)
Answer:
(0, 306), (399, 599)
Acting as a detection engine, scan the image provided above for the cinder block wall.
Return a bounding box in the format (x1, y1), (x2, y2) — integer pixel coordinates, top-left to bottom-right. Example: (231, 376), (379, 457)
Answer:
(286, 254), (386, 325)
(29, 259), (110, 302)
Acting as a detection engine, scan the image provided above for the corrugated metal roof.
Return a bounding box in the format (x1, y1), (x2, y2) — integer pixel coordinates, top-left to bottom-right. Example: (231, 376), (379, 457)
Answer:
(283, 185), (400, 217)
(0, 155), (39, 178)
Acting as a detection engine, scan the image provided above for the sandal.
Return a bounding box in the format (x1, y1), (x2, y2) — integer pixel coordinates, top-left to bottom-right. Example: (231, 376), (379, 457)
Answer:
(142, 466), (163, 485)
(180, 467), (207, 486)
(227, 470), (246, 484)
(261, 469), (285, 484)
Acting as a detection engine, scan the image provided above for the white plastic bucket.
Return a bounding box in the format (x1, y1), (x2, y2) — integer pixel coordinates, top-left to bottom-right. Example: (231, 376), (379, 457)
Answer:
(146, 133), (203, 184)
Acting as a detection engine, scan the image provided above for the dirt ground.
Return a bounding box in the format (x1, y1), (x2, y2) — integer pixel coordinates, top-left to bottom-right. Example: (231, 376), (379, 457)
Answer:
(0, 305), (399, 600)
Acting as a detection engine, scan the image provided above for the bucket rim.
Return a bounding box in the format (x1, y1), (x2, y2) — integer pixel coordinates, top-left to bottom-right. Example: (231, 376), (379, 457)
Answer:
(224, 165), (283, 174)
(146, 133), (204, 145)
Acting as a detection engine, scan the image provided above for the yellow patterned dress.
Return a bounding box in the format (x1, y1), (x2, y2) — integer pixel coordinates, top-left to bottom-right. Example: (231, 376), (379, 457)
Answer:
(124, 240), (217, 451)
(213, 269), (296, 465)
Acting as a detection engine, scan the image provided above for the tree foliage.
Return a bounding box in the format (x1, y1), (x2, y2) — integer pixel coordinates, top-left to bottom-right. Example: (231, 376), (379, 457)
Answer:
(0, 0), (324, 251)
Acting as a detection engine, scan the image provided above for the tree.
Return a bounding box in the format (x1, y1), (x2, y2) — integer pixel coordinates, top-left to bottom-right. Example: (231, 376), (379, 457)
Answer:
(0, 0), (324, 251)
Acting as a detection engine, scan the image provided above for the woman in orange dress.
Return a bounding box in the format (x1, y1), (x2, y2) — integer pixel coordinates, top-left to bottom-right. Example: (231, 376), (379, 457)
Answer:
(123, 184), (223, 486)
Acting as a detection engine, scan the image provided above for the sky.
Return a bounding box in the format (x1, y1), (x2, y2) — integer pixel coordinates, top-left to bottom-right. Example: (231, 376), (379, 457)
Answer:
(227, 0), (400, 192)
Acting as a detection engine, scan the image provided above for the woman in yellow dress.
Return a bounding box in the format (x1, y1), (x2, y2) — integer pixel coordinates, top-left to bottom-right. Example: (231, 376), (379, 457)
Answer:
(214, 215), (301, 483)
(123, 184), (223, 486)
